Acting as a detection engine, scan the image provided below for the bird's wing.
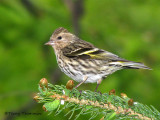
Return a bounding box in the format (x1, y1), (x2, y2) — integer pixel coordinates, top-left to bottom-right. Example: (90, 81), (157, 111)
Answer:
(62, 41), (127, 62)
(62, 41), (151, 69)
(62, 40), (94, 57)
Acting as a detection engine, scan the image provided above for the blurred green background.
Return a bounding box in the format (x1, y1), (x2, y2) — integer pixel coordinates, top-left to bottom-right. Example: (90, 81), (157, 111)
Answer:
(0, 0), (160, 120)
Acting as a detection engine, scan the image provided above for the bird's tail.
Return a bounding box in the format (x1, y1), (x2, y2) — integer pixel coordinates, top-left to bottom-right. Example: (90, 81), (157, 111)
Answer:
(122, 61), (151, 70)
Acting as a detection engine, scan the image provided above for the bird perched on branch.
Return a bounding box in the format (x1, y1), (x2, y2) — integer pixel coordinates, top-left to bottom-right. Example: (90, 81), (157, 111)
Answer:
(45, 27), (150, 91)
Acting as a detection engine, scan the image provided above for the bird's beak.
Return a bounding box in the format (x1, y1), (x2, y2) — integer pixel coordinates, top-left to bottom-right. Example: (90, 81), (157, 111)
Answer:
(45, 40), (54, 46)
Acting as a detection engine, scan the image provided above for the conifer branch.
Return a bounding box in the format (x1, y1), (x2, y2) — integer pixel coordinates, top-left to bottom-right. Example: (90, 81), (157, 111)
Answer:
(34, 78), (160, 120)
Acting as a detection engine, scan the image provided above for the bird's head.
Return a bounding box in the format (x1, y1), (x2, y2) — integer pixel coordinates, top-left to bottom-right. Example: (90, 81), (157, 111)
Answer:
(45, 27), (77, 50)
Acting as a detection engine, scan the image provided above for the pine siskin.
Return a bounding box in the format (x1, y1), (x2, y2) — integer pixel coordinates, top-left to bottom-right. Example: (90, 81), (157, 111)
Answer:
(45, 27), (150, 91)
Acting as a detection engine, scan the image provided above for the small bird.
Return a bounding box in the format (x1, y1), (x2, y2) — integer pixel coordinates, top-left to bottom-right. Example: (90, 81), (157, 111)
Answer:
(45, 27), (150, 91)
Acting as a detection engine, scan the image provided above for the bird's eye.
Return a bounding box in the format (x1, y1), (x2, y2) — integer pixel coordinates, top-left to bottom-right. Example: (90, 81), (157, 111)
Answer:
(57, 36), (62, 40)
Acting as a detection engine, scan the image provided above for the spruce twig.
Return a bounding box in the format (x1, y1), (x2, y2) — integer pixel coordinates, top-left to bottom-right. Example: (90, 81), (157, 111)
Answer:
(34, 78), (160, 120)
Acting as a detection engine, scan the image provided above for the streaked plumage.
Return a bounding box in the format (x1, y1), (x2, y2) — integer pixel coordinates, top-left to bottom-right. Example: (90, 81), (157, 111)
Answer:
(45, 27), (150, 91)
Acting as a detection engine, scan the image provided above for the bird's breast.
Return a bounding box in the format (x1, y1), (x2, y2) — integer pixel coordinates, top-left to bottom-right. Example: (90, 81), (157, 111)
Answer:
(55, 55), (107, 83)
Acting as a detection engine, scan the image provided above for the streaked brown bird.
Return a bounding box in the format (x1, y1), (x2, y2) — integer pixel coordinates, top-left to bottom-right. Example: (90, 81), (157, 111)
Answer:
(45, 27), (150, 91)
